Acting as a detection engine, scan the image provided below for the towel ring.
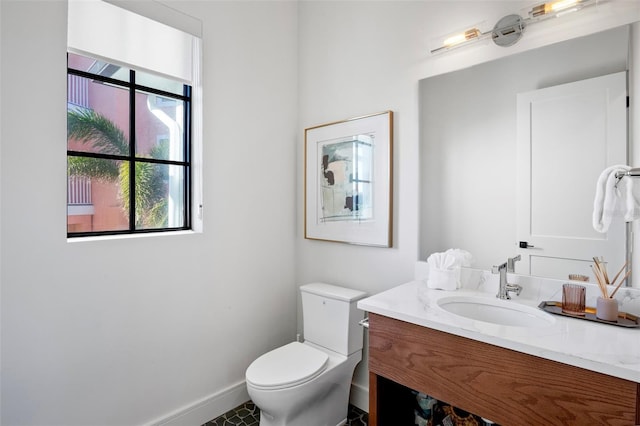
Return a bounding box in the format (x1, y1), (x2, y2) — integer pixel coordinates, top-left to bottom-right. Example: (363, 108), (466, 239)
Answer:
(615, 175), (624, 189)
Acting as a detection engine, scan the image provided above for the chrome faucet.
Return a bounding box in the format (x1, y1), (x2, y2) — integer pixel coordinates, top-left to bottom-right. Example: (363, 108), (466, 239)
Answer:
(493, 255), (523, 300)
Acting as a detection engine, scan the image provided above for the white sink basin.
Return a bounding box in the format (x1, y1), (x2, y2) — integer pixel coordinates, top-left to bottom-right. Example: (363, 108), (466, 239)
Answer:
(437, 296), (555, 327)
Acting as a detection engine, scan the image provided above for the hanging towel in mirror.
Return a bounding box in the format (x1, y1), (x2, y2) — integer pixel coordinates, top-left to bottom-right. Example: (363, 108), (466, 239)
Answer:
(593, 165), (640, 233)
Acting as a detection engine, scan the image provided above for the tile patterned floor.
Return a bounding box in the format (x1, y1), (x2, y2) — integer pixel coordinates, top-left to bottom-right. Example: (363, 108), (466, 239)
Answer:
(202, 400), (368, 426)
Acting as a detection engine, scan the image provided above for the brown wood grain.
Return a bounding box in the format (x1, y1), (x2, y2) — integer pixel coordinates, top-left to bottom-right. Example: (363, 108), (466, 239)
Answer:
(368, 313), (639, 426)
(369, 371), (378, 426)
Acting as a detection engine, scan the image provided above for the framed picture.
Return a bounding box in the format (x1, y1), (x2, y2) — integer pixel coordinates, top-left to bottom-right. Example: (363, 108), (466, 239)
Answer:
(304, 111), (393, 247)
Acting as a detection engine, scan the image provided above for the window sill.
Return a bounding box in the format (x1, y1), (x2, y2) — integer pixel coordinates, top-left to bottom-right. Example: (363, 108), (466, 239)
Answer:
(67, 229), (199, 243)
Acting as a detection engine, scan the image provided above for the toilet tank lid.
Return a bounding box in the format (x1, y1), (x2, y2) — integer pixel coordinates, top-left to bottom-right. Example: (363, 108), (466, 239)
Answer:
(300, 283), (367, 302)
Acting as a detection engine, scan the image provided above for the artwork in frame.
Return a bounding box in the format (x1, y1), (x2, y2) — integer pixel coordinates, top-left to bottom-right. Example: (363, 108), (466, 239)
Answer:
(304, 111), (393, 247)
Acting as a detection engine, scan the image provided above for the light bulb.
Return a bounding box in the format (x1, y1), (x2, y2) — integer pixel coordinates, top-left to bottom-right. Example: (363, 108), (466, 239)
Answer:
(443, 28), (481, 47)
(531, 0), (582, 17)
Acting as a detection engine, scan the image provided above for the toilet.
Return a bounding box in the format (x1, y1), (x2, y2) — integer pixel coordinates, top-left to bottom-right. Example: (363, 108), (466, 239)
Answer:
(245, 283), (367, 426)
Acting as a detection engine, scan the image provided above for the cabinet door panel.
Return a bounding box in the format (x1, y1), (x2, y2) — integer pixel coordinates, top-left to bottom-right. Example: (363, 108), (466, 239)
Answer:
(368, 313), (639, 425)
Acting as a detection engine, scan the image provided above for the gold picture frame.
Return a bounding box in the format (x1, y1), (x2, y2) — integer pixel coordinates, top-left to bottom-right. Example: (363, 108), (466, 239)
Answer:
(304, 111), (393, 247)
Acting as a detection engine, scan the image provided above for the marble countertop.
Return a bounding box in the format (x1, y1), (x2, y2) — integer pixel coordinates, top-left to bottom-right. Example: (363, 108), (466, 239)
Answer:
(357, 268), (640, 383)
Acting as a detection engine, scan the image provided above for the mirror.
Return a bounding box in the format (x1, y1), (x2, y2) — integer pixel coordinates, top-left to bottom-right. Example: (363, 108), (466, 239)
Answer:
(419, 25), (631, 280)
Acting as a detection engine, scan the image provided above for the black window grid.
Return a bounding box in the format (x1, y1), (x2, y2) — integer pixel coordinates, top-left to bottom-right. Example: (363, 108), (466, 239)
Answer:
(67, 64), (192, 237)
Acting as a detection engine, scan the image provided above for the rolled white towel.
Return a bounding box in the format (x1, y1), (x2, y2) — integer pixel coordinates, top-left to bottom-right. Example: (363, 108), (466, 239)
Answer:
(593, 165), (640, 233)
(426, 249), (474, 290)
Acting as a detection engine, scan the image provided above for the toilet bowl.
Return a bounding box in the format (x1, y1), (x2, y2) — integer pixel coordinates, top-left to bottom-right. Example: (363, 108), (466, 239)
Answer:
(245, 283), (367, 426)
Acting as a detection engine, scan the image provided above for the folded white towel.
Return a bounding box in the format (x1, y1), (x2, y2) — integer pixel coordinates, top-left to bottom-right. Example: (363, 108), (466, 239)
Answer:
(593, 165), (640, 233)
(426, 249), (474, 290)
(426, 249), (474, 270)
(444, 248), (474, 268)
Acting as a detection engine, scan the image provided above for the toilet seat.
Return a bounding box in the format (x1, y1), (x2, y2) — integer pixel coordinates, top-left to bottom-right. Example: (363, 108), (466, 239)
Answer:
(246, 342), (329, 390)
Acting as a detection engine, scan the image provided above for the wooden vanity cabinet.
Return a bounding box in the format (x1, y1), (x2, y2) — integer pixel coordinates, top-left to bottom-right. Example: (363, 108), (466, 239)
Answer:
(368, 313), (640, 425)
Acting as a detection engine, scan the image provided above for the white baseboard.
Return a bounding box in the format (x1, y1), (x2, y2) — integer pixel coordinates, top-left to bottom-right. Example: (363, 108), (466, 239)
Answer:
(349, 382), (369, 413)
(145, 380), (250, 426)
(145, 379), (367, 426)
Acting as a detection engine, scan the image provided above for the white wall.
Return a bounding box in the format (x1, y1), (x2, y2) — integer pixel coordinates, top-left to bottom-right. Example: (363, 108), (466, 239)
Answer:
(297, 0), (640, 412)
(2, 1), (640, 424)
(296, 2), (428, 407)
(0, 1), (298, 425)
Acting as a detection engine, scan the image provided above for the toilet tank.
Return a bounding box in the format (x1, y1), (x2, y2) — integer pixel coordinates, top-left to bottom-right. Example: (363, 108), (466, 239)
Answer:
(300, 283), (367, 356)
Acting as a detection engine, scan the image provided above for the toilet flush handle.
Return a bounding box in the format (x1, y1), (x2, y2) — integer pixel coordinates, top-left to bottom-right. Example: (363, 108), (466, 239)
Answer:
(358, 318), (369, 329)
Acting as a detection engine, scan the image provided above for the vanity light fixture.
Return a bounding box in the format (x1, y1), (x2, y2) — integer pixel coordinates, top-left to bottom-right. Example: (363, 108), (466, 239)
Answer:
(430, 0), (600, 54)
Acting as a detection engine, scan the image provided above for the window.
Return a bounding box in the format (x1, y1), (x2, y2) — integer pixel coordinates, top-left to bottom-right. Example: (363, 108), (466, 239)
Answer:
(67, 0), (202, 236)
(67, 52), (192, 236)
